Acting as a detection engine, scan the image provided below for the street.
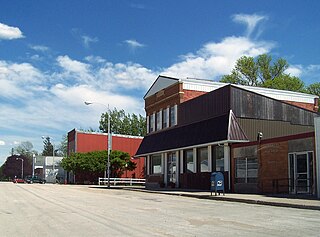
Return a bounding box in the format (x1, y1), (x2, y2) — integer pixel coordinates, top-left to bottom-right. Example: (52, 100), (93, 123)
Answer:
(0, 182), (319, 237)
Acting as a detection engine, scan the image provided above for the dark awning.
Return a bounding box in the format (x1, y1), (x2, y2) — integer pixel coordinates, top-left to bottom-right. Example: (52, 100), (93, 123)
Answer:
(135, 110), (248, 156)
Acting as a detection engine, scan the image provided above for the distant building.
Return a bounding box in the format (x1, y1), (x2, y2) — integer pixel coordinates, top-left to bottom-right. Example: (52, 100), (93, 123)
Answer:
(34, 156), (64, 183)
(135, 75), (319, 195)
(67, 129), (144, 183)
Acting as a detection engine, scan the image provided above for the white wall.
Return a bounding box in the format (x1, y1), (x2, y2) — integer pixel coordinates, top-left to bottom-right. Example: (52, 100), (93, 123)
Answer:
(315, 117), (320, 199)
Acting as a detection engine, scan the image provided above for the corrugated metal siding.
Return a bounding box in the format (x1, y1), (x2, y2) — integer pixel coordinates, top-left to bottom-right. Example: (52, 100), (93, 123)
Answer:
(179, 86), (230, 126)
(238, 118), (314, 141)
(231, 87), (316, 126)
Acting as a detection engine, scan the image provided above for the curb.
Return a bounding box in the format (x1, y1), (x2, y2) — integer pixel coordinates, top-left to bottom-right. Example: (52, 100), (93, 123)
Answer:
(125, 188), (320, 211)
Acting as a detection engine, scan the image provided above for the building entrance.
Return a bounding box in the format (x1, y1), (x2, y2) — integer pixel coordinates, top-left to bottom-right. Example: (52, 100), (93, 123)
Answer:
(289, 152), (313, 194)
(167, 152), (177, 186)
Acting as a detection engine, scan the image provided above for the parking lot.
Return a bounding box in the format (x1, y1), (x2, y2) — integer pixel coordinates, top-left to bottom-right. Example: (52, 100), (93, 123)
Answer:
(1, 182), (319, 237)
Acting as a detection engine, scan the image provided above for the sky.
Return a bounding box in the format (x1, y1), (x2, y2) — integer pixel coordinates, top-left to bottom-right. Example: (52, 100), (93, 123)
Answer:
(1, 0), (320, 165)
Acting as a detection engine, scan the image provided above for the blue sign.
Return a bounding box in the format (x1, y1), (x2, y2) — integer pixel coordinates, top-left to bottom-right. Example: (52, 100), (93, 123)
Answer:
(210, 172), (225, 196)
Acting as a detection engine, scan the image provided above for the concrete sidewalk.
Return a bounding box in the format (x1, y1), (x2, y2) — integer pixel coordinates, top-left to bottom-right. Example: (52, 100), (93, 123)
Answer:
(123, 187), (320, 211)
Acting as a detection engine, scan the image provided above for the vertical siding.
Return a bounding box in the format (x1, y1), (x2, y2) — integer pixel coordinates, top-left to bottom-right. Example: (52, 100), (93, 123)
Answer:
(231, 87), (316, 126)
(179, 86), (230, 126)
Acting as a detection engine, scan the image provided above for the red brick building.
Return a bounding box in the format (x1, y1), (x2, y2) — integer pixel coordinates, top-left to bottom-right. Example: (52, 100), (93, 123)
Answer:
(67, 129), (144, 183)
(136, 75), (319, 196)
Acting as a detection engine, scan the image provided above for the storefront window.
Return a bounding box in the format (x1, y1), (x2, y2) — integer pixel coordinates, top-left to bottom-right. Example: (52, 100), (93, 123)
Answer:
(151, 154), (161, 174)
(184, 149), (194, 173)
(235, 157), (257, 183)
(198, 147), (208, 172)
(215, 146), (224, 171)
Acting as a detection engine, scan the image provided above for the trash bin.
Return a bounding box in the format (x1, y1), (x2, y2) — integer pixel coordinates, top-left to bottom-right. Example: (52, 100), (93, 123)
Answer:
(210, 172), (225, 196)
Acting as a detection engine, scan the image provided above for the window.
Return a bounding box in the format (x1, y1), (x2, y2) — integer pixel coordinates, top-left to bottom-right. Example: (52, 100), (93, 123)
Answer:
(156, 111), (161, 131)
(149, 114), (155, 132)
(151, 154), (162, 174)
(235, 157), (258, 183)
(170, 105), (177, 126)
(184, 149), (195, 173)
(215, 146), (224, 172)
(162, 108), (168, 128)
(198, 147), (208, 172)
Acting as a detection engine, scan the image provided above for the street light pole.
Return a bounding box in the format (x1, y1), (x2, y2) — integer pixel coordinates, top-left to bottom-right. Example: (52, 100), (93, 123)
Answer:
(32, 153), (35, 177)
(85, 101), (111, 188)
(16, 158), (24, 179)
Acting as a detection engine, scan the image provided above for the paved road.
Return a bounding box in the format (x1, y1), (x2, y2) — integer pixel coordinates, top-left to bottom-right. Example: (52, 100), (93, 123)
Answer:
(1, 183), (319, 237)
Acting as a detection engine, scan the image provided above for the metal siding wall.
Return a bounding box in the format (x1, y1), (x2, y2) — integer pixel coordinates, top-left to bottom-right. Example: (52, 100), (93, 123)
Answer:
(178, 86), (230, 126)
(238, 118), (314, 141)
(231, 87), (316, 126)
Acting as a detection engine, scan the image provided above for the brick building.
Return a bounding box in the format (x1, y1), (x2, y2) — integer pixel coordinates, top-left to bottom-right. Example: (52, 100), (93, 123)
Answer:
(67, 129), (144, 183)
(135, 75), (319, 195)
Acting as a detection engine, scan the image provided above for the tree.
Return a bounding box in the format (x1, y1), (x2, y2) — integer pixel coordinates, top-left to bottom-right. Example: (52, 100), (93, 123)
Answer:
(57, 134), (68, 157)
(99, 108), (146, 136)
(42, 136), (56, 156)
(61, 150), (136, 183)
(13, 141), (36, 159)
(220, 54), (302, 90)
(307, 82), (320, 97)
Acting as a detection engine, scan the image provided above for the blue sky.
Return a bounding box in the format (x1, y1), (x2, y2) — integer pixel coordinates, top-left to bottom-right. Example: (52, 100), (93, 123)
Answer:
(0, 0), (320, 165)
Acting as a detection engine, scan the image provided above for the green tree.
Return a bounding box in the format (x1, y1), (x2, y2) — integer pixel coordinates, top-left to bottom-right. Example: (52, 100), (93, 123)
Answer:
(61, 150), (136, 180)
(99, 108), (146, 136)
(220, 54), (302, 89)
(42, 137), (56, 156)
(307, 82), (320, 97)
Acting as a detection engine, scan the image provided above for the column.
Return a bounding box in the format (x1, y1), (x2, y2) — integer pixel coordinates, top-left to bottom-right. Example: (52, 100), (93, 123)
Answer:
(208, 145), (212, 172)
(224, 143), (231, 191)
(164, 153), (168, 186)
(193, 148), (197, 173)
(175, 151), (179, 187)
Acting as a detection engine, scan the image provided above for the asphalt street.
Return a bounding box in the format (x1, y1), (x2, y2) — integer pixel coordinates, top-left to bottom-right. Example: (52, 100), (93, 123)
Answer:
(1, 182), (319, 237)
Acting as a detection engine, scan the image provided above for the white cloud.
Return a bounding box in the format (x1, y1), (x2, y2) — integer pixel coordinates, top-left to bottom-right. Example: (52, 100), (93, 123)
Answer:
(0, 140), (5, 146)
(232, 14), (268, 38)
(162, 36), (274, 79)
(124, 39), (145, 49)
(0, 22), (24, 40)
(82, 35), (98, 48)
(285, 65), (303, 77)
(29, 45), (49, 52)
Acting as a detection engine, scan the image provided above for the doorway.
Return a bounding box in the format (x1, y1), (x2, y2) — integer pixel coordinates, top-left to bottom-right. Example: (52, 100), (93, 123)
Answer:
(288, 152), (313, 194)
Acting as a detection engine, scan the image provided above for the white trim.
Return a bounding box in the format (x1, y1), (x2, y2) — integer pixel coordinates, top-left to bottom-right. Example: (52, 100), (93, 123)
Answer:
(164, 153), (168, 186)
(181, 78), (318, 104)
(193, 148), (197, 173)
(176, 151), (179, 187)
(161, 153), (165, 175)
(146, 156), (150, 175)
(208, 146), (212, 172)
(224, 143), (231, 191)
(314, 117), (320, 199)
(180, 150), (184, 174)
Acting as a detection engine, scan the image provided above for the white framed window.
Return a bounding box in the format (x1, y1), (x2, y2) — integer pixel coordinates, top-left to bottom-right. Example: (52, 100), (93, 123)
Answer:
(184, 149), (195, 173)
(163, 108), (169, 128)
(156, 111), (162, 131)
(198, 147), (208, 172)
(151, 154), (162, 174)
(170, 105), (177, 126)
(149, 113), (155, 132)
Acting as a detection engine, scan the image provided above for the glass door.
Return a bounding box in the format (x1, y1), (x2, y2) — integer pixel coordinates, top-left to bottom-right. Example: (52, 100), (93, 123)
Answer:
(296, 153), (309, 193)
(289, 152), (313, 194)
(167, 152), (176, 186)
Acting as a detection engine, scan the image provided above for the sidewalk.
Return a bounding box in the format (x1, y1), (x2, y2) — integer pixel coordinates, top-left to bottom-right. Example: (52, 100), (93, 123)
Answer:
(123, 187), (320, 211)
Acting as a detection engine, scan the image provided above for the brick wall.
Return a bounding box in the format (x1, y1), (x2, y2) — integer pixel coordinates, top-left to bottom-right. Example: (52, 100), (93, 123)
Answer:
(284, 100), (318, 112)
(182, 89), (207, 102)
